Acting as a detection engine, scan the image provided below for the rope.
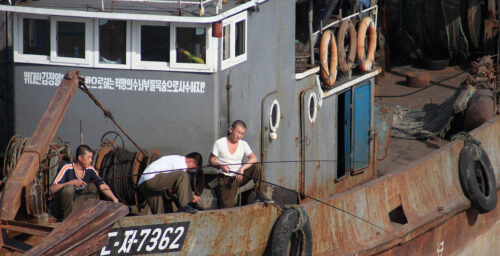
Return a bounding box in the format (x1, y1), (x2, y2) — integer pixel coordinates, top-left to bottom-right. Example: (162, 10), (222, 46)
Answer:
(391, 85), (468, 140)
(440, 0), (452, 59)
(451, 131), (482, 160)
(88, 159), (397, 238)
(226, 168), (397, 238)
(284, 204), (309, 232)
(77, 76), (148, 157)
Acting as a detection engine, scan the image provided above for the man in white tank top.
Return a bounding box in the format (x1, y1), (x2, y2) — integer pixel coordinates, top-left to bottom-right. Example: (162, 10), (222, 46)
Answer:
(209, 120), (273, 208)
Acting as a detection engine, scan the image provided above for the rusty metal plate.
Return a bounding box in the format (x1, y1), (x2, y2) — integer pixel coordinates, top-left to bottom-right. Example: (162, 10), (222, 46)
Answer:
(101, 203), (281, 255)
(374, 105), (393, 160)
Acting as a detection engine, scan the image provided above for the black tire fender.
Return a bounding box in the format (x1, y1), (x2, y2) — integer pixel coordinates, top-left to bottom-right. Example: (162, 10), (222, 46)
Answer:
(459, 142), (497, 213)
(270, 208), (313, 256)
(422, 57), (449, 70)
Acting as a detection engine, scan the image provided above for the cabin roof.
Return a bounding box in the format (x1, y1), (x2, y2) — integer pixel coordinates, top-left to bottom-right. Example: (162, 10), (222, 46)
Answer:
(0, 0), (266, 23)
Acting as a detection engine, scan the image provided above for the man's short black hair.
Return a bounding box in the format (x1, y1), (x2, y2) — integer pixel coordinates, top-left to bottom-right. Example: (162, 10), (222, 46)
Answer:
(231, 120), (247, 129)
(185, 152), (202, 167)
(76, 144), (93, 158)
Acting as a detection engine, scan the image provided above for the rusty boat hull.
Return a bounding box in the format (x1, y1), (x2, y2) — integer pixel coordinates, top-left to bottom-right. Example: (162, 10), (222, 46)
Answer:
(97, 116), (500, 255)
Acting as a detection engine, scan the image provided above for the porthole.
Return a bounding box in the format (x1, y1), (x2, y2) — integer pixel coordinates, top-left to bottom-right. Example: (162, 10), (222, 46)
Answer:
(308, 92), (317, 123)
(269, 99), (280, 132)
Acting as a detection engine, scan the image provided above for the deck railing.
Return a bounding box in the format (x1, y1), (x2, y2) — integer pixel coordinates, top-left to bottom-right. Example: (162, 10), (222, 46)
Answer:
(110, 0), (223, 16)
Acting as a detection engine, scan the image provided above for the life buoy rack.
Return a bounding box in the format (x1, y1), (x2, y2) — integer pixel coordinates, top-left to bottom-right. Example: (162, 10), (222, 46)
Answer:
(319, 30), (338, 87)
(459, 142), (497, 213)
(337, 20), (357, 73)
(357, 17), (377, 72)
(270, 207), (313, 255)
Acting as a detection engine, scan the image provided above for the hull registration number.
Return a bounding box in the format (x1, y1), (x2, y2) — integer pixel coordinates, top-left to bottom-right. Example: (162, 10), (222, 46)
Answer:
(100, 222), (190, 255)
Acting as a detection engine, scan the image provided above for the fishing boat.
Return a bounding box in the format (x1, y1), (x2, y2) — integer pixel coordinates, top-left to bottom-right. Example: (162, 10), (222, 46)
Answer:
(0, 0), (499, 255)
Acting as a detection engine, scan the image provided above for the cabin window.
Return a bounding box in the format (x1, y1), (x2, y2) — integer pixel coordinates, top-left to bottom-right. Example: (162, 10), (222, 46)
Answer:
(50, 17), (92, 65)
(269, 99), (281, 132)
(308, 92), (317, 123)
(175, 27), (206, 64)
(235, 19), (246, 57)
(23, 18), (50, 56)
(221, 11), (247, 70)
(131, 22), (171, 70)
(170, 24), (211, 70)
(96, 19), (130, 68)
(57, 21), (85, 58)
(14, 14), (51, 63)
(142, 25), (170, 62)
(132, 22), (212, 71)
(14, 15), (215, 72)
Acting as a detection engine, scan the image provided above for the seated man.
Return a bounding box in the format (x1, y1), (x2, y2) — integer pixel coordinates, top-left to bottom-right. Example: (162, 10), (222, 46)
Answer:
(209, 120), (273, 209)
(138, 152), (202, 214)
(50, 144), (119, 220)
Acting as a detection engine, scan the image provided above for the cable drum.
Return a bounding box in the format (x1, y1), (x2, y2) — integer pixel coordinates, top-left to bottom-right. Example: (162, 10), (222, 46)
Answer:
(2, 135), (31, 178)
(100, 147), (139, 206)
(2, 135), (71, 220)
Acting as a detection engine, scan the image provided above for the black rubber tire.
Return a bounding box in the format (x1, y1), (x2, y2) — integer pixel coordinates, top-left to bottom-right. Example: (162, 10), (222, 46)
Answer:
(422, 57), (449, 70)
(459, 142), (497, 213)
(459, 143), (475, 199)
(270, 208), (313, 256)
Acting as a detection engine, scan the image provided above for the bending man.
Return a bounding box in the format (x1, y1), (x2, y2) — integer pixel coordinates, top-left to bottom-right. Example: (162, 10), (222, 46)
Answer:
(50, 144), (119, 220)
(138, 152), (202, 214)
(210, 120), (273, 208)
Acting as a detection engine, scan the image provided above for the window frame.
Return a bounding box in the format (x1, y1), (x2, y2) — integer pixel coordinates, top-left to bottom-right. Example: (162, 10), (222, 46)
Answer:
(13, 14), (217, 73)
(94, 19), (131, 69)
(13, 13), (51, 64)
(131, 21), (172, 70)
(50, 16), (93, 66)
(170, 23), (213, 71)
(221, 11), (248, 70)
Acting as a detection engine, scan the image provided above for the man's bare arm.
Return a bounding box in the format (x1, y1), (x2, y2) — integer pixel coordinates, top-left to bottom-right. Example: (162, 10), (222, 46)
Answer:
(209, 153), (229, 172)
(50, 179), (86, 194)
(239, 153), (257, 172)
(99, 183), (119, 203)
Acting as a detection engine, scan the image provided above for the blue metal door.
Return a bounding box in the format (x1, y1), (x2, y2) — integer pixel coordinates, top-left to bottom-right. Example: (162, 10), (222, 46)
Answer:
(352, 82), (371, 172)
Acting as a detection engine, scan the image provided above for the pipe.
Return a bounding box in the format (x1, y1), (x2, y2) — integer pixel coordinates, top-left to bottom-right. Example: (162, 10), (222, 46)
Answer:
(5, 12), (11, 153)
(80, 120), (84, 144)
(308, 0), (315, 65)
(307, 0), (341, 49)
(226, 72), (232, 131)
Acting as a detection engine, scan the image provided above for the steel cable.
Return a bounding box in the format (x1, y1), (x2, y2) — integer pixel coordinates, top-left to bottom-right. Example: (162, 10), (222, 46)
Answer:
(91, 159), (397, 237)
(99, 147), (140, 206)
